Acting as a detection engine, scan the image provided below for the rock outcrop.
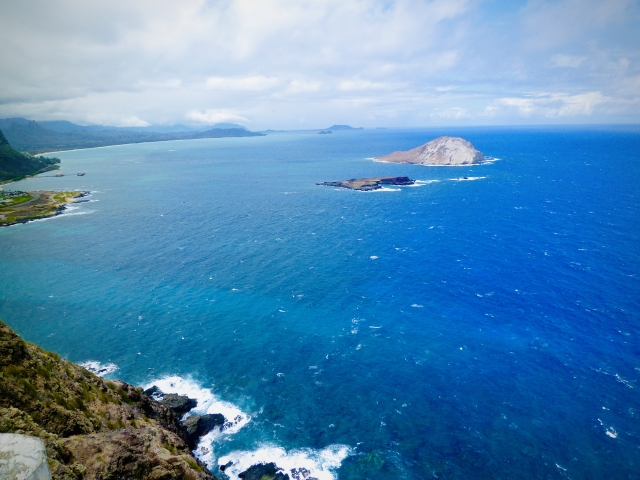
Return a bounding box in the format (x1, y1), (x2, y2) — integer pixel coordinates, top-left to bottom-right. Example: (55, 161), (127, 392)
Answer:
(0, 319), (216, 480)
(318, 176), (414, 191)
(161, 394), (198, 415)
(375, 136), (484, 165)
(183, 414), (226, 448)
(238, 462), (290, 480)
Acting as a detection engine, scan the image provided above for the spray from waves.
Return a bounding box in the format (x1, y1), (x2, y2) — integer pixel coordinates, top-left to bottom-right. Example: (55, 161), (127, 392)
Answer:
(402, 179), (440, 187)
(217, 444), (353, 480)
(359, 187), (401, 193)
(142, 375), (250, 464)
(78, 360), (118, 377)
(449, 176), (486, 181)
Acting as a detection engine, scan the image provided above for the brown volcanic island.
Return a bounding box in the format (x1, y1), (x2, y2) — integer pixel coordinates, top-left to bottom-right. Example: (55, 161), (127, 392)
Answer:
(318, 176), (414, 191)
(375, 136), (484, 166)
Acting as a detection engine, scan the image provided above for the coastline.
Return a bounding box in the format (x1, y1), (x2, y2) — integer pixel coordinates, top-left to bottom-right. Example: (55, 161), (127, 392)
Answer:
(0, 190), (89, 227)
(371, 156), (499, 166)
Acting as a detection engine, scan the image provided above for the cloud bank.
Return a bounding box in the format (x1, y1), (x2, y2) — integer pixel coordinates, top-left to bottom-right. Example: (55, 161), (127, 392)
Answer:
(0, 0), (638, 128)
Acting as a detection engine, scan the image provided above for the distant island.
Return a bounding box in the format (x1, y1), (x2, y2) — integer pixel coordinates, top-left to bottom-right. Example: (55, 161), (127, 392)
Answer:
(325, 124), (363, 130)
(0, 118), (265, 155)
(375, 136), (484, 166)
(318, 176), (414, 191)
(318, 130), (332, 134)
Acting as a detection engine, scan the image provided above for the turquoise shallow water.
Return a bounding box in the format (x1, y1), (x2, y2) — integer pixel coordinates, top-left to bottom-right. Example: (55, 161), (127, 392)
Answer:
(1, 127), (639, 479)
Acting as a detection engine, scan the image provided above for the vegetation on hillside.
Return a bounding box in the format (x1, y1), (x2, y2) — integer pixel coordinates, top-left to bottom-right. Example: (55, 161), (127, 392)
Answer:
(0, 129), (60, 182)
(0, 319), (215, 480)
(1, 119), (265, 155)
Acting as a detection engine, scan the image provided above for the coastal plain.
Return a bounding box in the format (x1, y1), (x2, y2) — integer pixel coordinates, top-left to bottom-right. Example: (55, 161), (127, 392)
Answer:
(0, 190), (87, 227)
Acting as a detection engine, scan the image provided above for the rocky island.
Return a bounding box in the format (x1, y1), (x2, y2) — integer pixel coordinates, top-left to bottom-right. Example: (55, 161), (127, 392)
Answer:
(375, 136), (484, 166)
(318, 176), (414, 191)
(0, 190), (88, 226)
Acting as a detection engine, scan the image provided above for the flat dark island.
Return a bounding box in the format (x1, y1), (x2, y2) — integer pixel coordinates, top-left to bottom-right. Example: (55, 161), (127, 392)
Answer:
(318, 176), (414, 191)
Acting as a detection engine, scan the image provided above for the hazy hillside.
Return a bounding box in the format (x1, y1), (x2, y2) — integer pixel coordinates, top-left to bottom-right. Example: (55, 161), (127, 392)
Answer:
(1, 119), (264, 154)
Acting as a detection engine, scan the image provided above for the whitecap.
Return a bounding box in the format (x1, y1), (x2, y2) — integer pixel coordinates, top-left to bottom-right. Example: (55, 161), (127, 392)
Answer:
(79, 360), (118, 377)
(217, 444), (353, 480)
(370, 256), (378, 260)
(449, 176), (486, 181)
(143, 375), (250, 433)
(368, 187), (401, 192)
(411, 304), (423, 308)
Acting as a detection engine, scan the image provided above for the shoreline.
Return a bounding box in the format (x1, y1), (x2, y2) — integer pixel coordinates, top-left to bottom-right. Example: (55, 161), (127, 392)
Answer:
(371, 156), (499, 166)
(32, 134), (267, 157)
(0, 190), (90, 227)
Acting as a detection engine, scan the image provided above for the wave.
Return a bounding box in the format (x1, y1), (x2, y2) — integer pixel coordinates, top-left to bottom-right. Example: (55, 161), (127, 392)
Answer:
(217, 444), (353, 480)
(78, 360), (118, 377)
(142, 375), (250, 466)
(360, 187), (401, 192)
(449, 176), (486, 181)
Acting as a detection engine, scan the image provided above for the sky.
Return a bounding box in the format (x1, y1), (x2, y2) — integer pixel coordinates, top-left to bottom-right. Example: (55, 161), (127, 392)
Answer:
(0, 0), (638, 129)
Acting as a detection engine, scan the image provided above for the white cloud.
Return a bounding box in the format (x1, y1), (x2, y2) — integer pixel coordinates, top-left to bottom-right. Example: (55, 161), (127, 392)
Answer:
(493, 91), (610, 117)
(430, 107), (471, 119)
(186, 109), (249, 124)
(286, 80), (323, 94)
(117, 115), (150, 127)
(0, 0), (638, 127)
(551, 54), (587, 68)
(205, 76), (280, 91)
(339, 80), (391, 91)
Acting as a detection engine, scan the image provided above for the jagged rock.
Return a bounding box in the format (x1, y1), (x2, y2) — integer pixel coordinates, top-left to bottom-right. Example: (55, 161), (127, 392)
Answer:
(239, 462), (290, 480)
(220, 460), (233, 472)
(318, 176), (414, 191)
(144, 385), (164, 397)
(183, 414), (225, 447)
(375, 136), (484, 165)
(160, 394), (198, 415)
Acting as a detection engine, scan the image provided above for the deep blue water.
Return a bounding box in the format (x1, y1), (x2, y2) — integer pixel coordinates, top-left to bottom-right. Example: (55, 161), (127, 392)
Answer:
(1, 126), (639, 479)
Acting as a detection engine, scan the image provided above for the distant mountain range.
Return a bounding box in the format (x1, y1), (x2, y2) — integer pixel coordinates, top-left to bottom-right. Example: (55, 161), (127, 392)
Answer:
(325, 124), (363, 130)
(0, 129), (60, 182)
(0, 118), (262, 154)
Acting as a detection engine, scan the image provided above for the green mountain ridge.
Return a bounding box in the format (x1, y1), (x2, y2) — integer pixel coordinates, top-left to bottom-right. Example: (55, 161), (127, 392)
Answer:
(1, 119), (263, 154)
(0, 129), (60, 182)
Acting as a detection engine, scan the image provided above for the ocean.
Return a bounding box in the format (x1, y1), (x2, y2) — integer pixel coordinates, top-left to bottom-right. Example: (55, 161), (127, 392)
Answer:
(1, 126), (639, 479)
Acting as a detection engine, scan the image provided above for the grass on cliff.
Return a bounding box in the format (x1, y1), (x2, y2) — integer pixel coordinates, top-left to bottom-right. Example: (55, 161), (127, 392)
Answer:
(0, 318), (216, 480)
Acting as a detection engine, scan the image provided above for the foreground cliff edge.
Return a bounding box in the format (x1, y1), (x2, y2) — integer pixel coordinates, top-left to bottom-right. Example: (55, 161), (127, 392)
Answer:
(0, 319), (216, 479)
(374, 135), (484, 166)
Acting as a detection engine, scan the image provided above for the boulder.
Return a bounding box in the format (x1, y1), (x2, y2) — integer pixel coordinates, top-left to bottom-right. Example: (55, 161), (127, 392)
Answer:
(183, 413), (226, 447)
(239, 462), (290, 480)
(0, 433), (51, 480)
(143, 385), (164, 397)
(160, 394), (198, 415)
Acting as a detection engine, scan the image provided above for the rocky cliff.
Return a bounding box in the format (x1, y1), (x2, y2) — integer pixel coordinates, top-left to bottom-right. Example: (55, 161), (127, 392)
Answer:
(375, 136), (484, 166)
(0, 319), (216, 480)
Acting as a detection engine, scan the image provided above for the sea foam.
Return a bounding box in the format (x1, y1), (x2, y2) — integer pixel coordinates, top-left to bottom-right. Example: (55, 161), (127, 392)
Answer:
(78, 360), (118, 377)
(143, 375), (251, 466)
(217, 444), (353, 480)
